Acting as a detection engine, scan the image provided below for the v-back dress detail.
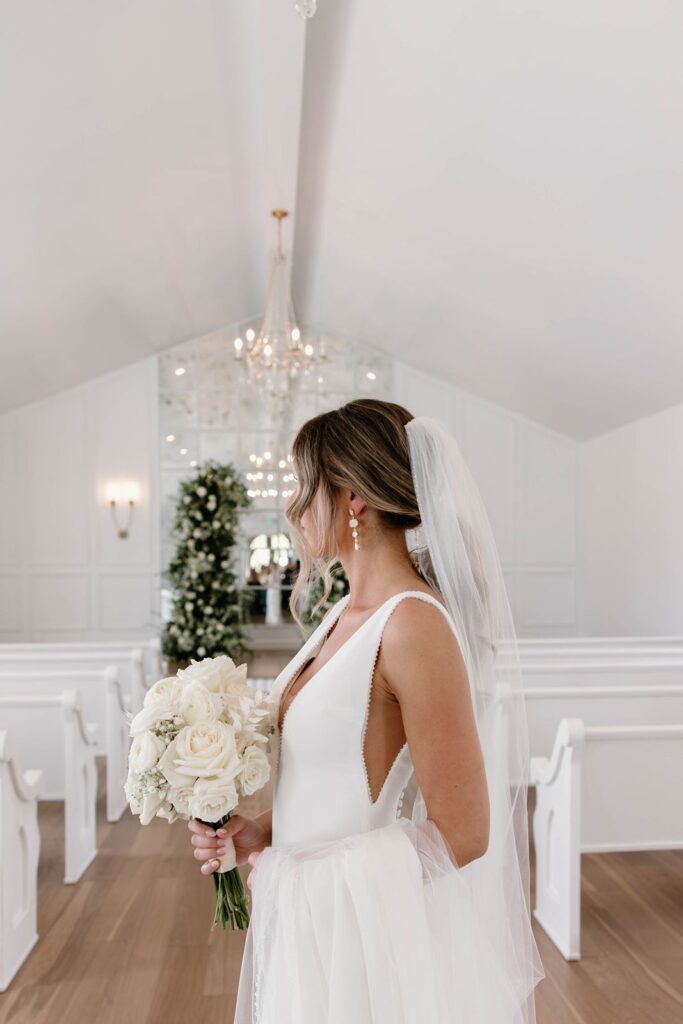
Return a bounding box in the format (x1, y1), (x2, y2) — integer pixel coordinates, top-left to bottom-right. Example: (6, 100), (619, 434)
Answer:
(233, 590), (524, 1024)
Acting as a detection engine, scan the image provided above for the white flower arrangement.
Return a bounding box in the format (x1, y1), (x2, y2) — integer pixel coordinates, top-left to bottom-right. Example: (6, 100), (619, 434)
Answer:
(125, 654), (276, 929)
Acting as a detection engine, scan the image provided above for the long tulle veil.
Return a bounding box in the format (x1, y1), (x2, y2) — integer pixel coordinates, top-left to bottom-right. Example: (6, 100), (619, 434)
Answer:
(405, 414), (545, 1022)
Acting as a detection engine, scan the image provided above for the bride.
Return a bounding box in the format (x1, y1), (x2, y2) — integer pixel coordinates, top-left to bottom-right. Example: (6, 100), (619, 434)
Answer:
(188, 399), (545, 1022)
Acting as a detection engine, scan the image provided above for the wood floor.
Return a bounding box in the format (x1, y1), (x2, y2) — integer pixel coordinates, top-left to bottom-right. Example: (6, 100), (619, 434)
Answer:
(1, 760), (681, 1023)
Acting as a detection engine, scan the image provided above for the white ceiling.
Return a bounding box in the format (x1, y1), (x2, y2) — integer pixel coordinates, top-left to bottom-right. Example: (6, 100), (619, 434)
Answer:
(1, 0), (681, 439)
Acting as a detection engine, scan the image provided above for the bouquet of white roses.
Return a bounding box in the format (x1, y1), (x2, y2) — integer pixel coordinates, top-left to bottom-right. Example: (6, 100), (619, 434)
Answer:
(124, 654), (276, 930)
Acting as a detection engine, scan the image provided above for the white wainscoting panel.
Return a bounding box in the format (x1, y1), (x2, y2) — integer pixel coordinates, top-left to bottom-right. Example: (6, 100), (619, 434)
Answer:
(0, 575), (23, 632)
(91, 364), (155, 568)
(459, 394), (517, 566)
(518, 570), (576, 630)
(98, 573), (156, 632)
(30, 574), (91, 632)
(520, 428), (576, 567)
(0, 357), (160, 640)
(394, 361), (579, 634)
(25, 389), (90, 567)
(0, 411), (22, 567)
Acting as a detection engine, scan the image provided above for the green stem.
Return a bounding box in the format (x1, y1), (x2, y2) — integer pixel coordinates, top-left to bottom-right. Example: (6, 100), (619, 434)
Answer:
(198, 813), (251, 931)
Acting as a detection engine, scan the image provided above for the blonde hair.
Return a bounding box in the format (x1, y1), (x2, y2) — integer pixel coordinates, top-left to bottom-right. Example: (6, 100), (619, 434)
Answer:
(285, 398), (423, 630)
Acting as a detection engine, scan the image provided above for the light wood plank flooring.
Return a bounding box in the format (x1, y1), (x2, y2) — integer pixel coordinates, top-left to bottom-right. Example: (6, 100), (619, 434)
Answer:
(1, 760), (681, 1023)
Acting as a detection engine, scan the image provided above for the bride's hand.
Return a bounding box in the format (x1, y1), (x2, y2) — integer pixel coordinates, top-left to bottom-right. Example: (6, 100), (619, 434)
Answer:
(246, 848), (268, 891)
(188, 814), (270, 875)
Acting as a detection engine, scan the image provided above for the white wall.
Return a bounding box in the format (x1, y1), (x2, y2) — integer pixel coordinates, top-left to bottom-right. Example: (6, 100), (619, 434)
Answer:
(0, 357), (160, 640)
(394, 362), (579, 637)
(578, 401), (683, 635)
(0, 347), (579, 640)
(4, 342), (676, 641)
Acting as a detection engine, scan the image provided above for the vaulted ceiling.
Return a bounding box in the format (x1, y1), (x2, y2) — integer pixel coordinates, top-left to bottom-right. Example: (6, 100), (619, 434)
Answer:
(1, 0), (681, 439)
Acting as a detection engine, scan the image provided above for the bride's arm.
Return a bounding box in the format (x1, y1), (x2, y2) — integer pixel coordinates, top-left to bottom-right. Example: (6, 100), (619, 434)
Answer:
(379, 598), (490, 868)
(253, 806), (273, 842)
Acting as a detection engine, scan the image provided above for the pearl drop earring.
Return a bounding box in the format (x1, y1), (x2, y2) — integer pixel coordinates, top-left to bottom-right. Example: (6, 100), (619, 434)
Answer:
(348, 507), (361, 551)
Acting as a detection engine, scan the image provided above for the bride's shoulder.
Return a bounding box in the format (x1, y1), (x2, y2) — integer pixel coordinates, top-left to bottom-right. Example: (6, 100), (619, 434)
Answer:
(379, 592), (468, 702)
(395, 585), (448, 614)
(381, 590), (461, 663)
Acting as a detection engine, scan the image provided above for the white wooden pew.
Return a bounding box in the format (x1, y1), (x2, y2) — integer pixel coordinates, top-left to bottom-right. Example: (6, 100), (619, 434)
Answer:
(530, 719), (683, 960)
(500, 643), (683, 673)
(0, 690), (98, 884)
(248, 677), (274, 696)
(0, 637), (162, 680)
(516, 635), (683, 650)
(0, 668), (129, 821)
(524, 682), (683, 760)
(0, 646), (148, 715)
(144, 637), (164, 681)
(0, 730), (43, 992)
(512, 650), (683, 758)
(518, 654), (683, 685)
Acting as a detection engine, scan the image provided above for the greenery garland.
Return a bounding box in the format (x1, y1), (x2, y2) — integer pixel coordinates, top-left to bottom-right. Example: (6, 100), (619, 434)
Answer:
(161, 460), (253, 663)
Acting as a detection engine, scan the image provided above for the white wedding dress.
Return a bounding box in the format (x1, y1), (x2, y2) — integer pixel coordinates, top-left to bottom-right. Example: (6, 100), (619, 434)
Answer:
(233, 590), (529, 1023)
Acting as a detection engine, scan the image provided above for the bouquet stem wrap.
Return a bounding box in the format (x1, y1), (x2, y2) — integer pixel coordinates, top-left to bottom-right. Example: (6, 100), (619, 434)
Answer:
(199, 812), (251, 930)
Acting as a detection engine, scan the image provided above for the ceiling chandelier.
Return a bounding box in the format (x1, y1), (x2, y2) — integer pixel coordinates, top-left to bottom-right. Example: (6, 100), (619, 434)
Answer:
(245, 447), (297, 500)
(294, 1), (317, 17)
(233, 209), (326, 403)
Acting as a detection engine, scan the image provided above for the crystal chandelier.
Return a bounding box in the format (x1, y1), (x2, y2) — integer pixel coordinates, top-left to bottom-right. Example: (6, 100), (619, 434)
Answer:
(245, 447), (297, 500)
(233, 209), (326, 403)
(294, 0), (317, 17)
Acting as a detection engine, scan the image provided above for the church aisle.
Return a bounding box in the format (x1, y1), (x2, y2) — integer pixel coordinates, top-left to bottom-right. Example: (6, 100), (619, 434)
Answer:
(1, 765), (681, 1024)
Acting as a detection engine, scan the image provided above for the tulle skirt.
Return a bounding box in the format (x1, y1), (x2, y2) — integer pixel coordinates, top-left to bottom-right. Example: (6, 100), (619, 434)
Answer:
(233, 817), (532, 1024)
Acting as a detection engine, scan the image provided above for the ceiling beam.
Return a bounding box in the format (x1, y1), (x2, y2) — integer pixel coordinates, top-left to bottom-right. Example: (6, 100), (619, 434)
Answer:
(254, 0), (308, 275)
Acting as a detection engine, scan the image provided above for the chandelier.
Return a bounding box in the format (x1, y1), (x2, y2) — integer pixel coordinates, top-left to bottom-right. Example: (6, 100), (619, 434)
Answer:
(245, 447), (297, 500)
(233, 209), (326, 403)
(294, 0), (317, 17)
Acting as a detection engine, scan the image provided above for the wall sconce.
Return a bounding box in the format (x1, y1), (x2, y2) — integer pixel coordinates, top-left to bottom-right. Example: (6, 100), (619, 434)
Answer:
(105, 480), (141, 539)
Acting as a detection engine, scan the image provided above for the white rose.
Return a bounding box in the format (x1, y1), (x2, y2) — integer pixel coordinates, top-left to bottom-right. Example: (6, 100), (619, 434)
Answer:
(140, 789), (166, 825)
(238, 744), (271, 795)
(129, 731), (166, 773)
(157, 720), (240, 788)
(157, 800), (180, 823)
(178, 681), (219, 725)
(144, 676), (183, 709)
(189, 773), (239, 822)
(129, 699), (176, 737)
(128, 676), (183, 735)
(168, 782), (196, 816)
(177, 655), (247, 696)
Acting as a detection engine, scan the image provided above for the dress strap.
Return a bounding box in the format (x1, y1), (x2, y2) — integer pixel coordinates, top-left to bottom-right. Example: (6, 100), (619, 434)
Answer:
(366, 590), (457, 688)
(360, 590), (457, 808)
(379, 590), (455, 634)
